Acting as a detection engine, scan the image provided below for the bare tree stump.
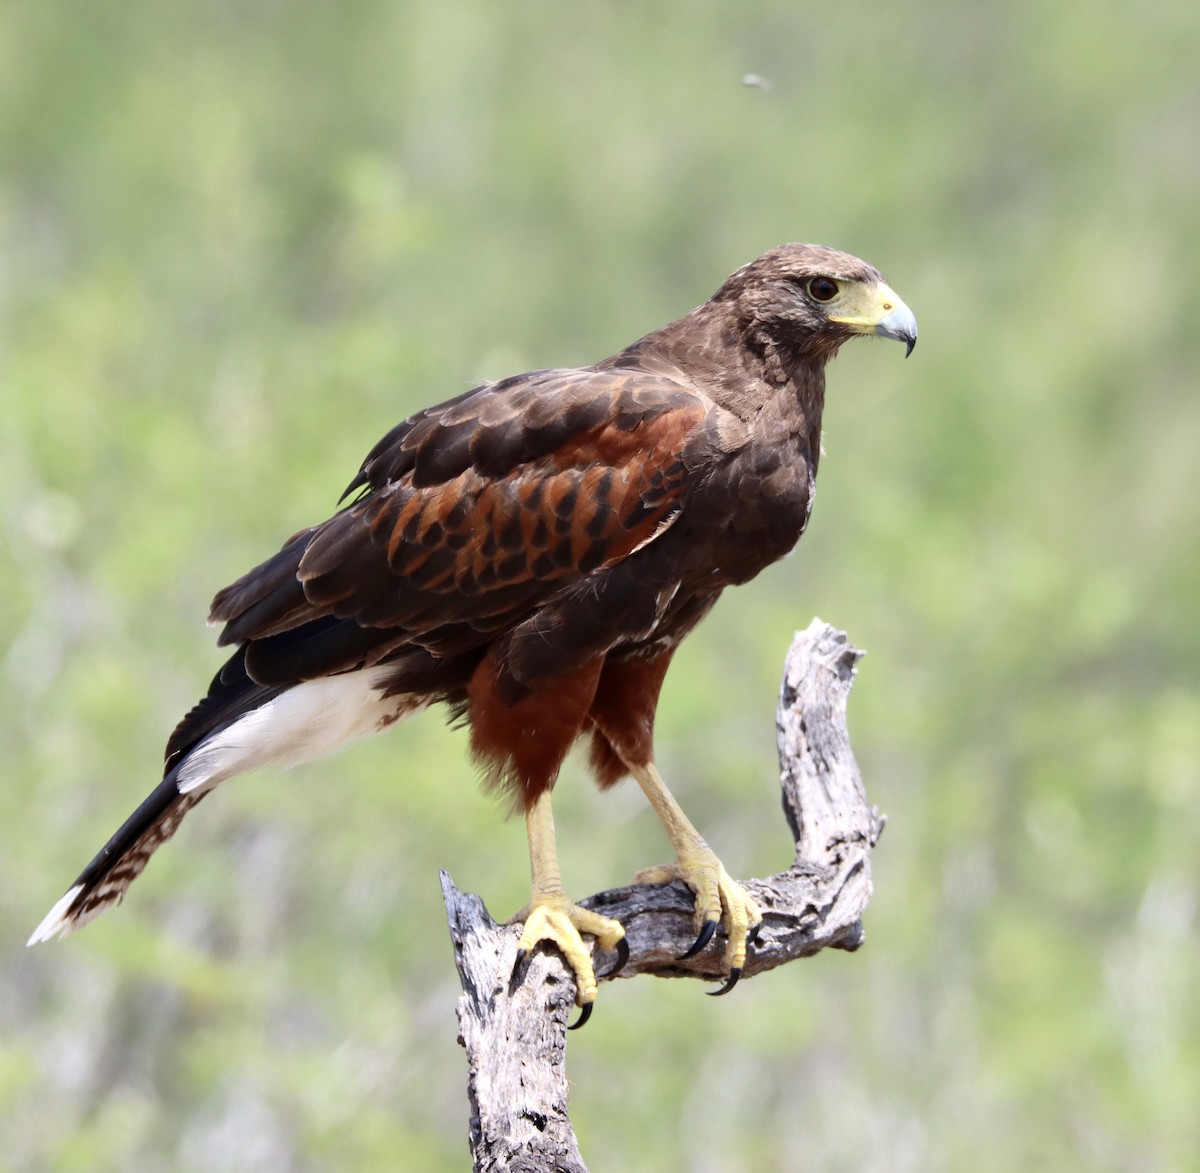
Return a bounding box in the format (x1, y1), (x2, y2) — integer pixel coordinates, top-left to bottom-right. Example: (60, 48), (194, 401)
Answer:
(442, 618), (884, 1171)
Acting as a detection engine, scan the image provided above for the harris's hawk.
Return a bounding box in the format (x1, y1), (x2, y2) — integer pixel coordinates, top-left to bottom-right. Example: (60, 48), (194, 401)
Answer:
(30, 243), (916, 1021)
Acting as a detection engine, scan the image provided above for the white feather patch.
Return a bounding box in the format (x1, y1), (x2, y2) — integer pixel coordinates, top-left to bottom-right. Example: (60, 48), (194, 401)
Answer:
(176, 665), (423, 795)
(27, 884), (86, 946)
(27, 666), (423, 946)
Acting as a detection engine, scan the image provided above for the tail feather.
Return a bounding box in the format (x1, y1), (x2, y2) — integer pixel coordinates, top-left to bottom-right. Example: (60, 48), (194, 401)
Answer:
(27, 768), (203, 944)
(31, 647), (268, 946)
(30, 660), (429, 946)
(165, 646), (283, 769)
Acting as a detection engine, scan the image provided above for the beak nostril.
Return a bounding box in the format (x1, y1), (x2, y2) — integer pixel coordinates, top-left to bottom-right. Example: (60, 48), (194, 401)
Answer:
(882, 302), (893, 311)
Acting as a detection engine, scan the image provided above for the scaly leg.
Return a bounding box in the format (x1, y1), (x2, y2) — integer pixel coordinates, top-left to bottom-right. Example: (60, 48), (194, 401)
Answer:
(627, 759), (763, 992)
(510, 789), (627, 1025)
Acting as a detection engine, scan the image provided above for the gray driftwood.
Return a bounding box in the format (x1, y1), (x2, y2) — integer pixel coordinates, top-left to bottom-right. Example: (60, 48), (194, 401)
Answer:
(442, 618), (884, 1171)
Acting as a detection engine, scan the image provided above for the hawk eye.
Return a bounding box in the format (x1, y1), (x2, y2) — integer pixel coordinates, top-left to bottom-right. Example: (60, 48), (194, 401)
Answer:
(806, 277), (839, 303)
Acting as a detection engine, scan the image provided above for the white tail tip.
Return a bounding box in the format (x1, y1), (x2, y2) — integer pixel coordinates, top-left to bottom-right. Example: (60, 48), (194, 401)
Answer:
(27, 885), (85, 946)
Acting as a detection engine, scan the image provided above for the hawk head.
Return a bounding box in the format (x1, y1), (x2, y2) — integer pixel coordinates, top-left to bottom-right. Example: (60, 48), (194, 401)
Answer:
(718, 242), (918, 362)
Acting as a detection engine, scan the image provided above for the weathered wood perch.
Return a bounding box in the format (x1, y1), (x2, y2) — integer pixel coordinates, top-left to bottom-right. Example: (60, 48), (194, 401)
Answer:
(442, 618), (884, 1172)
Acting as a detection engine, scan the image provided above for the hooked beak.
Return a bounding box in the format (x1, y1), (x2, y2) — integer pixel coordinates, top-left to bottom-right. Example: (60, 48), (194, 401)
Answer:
(829, 281), (918, 357)
(874, 298), (918, 357)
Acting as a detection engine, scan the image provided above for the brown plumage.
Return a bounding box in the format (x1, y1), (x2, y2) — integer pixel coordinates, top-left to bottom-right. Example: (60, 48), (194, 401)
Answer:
(30, 243), (916, 1012)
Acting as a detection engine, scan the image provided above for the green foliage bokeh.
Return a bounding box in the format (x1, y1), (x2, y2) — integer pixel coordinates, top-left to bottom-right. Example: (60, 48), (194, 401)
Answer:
(2, 3), (1198, 1170)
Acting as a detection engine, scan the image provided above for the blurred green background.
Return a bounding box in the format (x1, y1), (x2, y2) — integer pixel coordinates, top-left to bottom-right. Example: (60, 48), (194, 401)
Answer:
(3, 2), (1198, 1170)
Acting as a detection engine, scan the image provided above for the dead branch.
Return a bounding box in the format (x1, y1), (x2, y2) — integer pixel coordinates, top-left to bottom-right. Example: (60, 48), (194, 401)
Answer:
(442, 618), (884, 1171)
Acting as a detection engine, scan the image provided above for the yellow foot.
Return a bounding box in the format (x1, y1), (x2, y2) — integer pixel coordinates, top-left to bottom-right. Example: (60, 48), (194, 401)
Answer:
(635, 848), (763, 989)
(509, 897), (627, 1018)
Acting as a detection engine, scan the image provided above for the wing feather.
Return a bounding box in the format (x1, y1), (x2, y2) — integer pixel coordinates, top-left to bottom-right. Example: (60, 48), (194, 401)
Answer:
(210, 367), (708, 682)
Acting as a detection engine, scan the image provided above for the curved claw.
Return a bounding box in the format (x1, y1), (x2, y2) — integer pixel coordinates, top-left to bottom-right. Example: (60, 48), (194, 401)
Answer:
(568, 1002), (594, 1031)
(679, 918), (719, 960)
(511, 947), (531, 989)
(747, 921), (763, 949)
(707, 967), (742, 997)
(601, 935), (631, 979)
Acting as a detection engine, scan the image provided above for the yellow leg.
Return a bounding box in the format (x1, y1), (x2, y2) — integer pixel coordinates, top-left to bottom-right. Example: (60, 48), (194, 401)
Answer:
(510, 789), (626, 1011)
(627, 759), (763, 978)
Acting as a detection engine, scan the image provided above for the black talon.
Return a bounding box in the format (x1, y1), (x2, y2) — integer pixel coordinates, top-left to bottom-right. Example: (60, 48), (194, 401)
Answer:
(679, 918), (719, 960)
(601, 936), (631, 979)
(568, 1002), (594, 1031)
(511, 947), (531, 989)
(707, 967), (742, 997)
(747, 922), (763, 949)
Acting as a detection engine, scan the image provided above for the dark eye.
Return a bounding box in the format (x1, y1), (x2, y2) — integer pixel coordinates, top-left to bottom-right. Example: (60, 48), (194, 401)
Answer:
(806, 276), (839, 302)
